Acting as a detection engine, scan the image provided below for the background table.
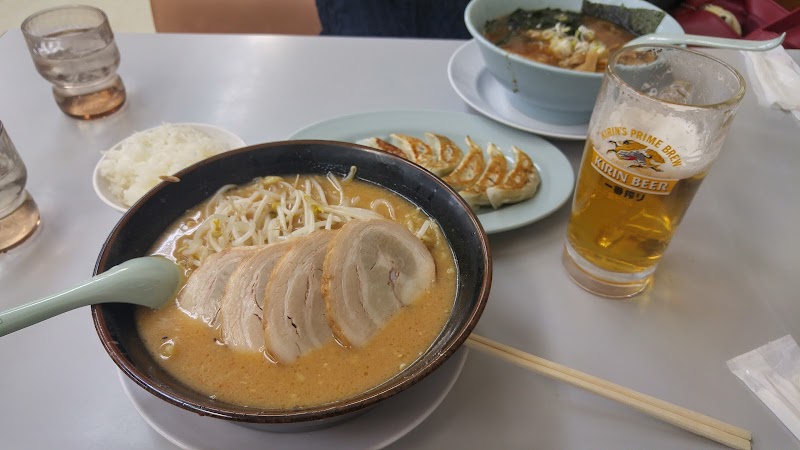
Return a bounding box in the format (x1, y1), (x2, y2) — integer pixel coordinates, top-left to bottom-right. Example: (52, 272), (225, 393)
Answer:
(1, 29), (798, 449)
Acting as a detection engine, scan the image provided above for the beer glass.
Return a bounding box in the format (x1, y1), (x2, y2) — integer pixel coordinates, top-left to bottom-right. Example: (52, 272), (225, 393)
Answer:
(0, 122), (40, 252)
(22, 5), (126, 120)
(563, 45), (745, 298)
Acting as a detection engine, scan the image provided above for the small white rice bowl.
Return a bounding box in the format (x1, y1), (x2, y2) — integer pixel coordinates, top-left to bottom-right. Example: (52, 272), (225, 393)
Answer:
(94, 123), (245, 211)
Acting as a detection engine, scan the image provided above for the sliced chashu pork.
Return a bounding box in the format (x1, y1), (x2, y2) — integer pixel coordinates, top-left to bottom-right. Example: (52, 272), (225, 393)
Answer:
(487, 146), (541, 209)
(217, 240), (294, 352)
(176, 246), (259, 326)
(263, 230), (336, 364)
(442, 136), (486, 190)
(459, 143), (508, 208)
(322, 219), (436, 347)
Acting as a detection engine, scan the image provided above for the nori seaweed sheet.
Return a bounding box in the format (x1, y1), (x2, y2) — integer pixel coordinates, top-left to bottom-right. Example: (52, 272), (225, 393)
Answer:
(484, 8), (581, 45)
(506, 8), (581, 31)
(581, 0), (665, 35)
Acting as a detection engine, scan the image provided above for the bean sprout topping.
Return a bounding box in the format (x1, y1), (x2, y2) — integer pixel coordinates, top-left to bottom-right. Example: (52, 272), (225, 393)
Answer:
(176, 172), (436, 268)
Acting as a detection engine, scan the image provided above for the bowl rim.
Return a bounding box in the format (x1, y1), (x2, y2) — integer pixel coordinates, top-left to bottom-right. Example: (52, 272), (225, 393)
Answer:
(91, 139), (493, 423)
(463, 0), (681, 79)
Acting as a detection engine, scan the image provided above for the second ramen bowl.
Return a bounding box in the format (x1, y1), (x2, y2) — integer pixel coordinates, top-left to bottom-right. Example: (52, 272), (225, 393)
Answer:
(464, 0), (683, 125)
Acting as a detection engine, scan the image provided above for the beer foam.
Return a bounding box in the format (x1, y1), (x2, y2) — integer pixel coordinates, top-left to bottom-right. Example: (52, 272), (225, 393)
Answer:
(591, 105), (717, 179)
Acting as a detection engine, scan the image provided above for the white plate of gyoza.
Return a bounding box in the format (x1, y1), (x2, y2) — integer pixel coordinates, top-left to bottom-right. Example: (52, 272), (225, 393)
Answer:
(290, 110), (575, 234)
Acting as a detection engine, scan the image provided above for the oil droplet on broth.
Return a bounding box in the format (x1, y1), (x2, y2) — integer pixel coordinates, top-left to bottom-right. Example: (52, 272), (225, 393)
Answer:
(159, 339), (176, 359)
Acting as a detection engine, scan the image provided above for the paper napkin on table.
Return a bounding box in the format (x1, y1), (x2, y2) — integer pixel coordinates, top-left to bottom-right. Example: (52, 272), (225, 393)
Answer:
(742, 47), (800, 123)
(728, 335), (800, 442)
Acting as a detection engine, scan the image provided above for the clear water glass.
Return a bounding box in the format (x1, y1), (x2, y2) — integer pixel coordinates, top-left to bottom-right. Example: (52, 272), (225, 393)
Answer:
(0, 122), (40, 252)
(22, 5), (126, 120)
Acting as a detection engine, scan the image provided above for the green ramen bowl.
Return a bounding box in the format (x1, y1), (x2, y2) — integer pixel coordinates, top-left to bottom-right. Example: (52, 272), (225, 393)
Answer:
(464, 0), (683, 125)
(91, 140), (492, 430)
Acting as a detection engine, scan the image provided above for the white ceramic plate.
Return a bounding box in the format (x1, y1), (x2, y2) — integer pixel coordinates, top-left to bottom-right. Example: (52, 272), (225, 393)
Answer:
(448, 40), (589, 141)
(120, 348), (468, 450)
(290, 110), (575, 234)
(93, 123), (246, 212)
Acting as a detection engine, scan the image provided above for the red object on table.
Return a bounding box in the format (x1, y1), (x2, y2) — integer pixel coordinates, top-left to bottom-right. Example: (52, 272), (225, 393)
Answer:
(671, 0), (800, 48)
(746, 8), (800, 48)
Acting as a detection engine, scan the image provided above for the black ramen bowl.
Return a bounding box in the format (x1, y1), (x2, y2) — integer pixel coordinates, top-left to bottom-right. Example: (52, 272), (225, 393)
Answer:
(92, 140), (491, 429)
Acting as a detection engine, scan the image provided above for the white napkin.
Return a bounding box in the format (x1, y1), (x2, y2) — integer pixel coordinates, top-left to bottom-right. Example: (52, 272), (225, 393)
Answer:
(728, 335), (800, 442)
(742, 47), (800, 122)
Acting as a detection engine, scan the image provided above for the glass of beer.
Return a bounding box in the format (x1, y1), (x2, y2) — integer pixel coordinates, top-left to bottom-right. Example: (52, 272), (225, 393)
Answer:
(22, 5), (126, 120)
(563, 45), (745, 298)
(0, 121), (40, 253)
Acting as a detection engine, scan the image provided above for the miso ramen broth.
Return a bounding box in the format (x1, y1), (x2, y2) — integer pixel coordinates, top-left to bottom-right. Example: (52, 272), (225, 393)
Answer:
(136, 175), (457, 409)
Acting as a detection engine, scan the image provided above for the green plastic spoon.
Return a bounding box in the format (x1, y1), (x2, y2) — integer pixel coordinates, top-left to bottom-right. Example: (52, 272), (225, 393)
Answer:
(0, 256), (184, 337)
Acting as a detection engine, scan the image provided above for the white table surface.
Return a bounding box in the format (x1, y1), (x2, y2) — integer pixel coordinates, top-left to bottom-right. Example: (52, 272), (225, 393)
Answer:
(1, 29), (799, 449)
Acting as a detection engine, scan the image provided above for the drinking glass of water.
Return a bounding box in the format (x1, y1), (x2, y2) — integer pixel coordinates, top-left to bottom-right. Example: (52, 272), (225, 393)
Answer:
(22, 5), (126, 120)
(0, 122), (40, 252)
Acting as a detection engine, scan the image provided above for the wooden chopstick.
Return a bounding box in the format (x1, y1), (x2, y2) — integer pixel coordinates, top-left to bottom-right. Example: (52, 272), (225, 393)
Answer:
(465, 334), (752, 450)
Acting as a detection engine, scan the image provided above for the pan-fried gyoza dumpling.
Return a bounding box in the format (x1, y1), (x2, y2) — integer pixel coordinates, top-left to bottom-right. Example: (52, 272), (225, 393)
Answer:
(487, 146), (541, 209)
(424, 132), (463, 176)
(177, 246), (259, 326)
(442, 136), (486, 190)
(322, 219), (436, 347)
(459, 143), (508, 208)
(262, 230), (336, 364)
(217, 240), (294, 352)
(356, 137), (408, 159)
(389, 133), (450, 176)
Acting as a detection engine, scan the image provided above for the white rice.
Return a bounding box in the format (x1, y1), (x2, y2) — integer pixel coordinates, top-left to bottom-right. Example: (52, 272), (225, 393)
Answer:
(99, 124), (233, 207)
